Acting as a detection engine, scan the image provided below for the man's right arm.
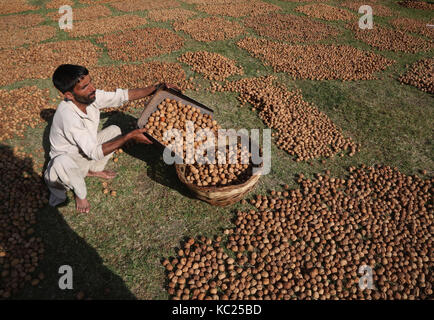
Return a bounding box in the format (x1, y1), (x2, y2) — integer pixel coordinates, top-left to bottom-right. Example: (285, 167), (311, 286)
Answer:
(101, 128), (152, 156)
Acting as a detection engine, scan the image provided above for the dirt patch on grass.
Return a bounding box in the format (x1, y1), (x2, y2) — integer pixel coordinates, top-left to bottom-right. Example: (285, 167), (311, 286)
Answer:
(173, 16), (245, 42)
(178, 51), (243, 81)
(236, 37), (394, 80)
(211, 75), (358, 161)
(295, 3), (355, 21)
(399, 58), (434, 94)
(68, 15), (148, 37)
(147, 8), (197, 22)
(347, 22), (433, 53)
(243, 13), (341, 43)
(195, 0), (281, 18)
(97, 27), (184, 62)
(0, 86), (56, 141)
(0, 40), (102, 86)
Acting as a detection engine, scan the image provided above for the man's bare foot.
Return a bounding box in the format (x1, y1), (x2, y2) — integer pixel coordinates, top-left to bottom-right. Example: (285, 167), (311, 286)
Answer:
(75, 195), (90, 213)
(86, 170), (116, 179)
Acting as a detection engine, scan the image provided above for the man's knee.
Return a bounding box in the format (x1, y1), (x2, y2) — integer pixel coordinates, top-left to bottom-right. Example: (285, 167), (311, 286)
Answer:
(99, 125), (122, 143)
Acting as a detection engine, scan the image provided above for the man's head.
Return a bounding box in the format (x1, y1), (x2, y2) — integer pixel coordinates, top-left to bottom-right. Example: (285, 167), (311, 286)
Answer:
(52, 64), (96, 106)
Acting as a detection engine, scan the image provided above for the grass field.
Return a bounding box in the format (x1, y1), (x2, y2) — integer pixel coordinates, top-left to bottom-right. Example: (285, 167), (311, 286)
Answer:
(1, 0), (433, 299)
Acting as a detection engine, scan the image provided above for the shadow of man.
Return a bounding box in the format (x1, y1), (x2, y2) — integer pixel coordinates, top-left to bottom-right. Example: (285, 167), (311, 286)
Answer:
(0, 144), (136, 300)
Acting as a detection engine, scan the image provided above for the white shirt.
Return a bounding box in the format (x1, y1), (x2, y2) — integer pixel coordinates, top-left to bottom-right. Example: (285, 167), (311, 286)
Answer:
(49, 88), (129, 161)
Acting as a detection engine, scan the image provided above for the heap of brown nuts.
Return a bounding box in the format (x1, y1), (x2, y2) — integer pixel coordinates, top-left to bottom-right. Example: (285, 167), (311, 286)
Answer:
(211, 76), (359, 161)
(0, 146), (48, 299)
(243, 13), (341, 43)
(398, 1), (434, 10)
(185, 142), (253, 187)
(178, 51), (244, 81)
(295, 3), (355, 21)
(236, 37), (395, 81)
(340, 1), (395, 17)
(0, 40), (101, 87)
(0, 25), (56, 50)
(164, 165), (433, 300)
(346, 22), (433, 53)
(0, 86), (56, 142)
(110, 0), (180, 12)
(145, 98), (220, 151)
(90, 62), (195, 112)
(173, 16), (245, 42)
(0, 0), (37, 14)
(69, 15), (148, 37)
(97, 27), (184, 62)
(399, 58), (434, 94)
(389, 17), (434, 39)
(195, 0), (281, 18)
(45, 0), (74, 9)
(147, 8), (197, 22)
(0, 14), (45, 30)
(47, 4), (112, 22)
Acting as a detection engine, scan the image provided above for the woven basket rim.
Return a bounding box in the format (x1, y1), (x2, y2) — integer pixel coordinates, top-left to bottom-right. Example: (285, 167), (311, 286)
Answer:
(175, 162), (263, 193)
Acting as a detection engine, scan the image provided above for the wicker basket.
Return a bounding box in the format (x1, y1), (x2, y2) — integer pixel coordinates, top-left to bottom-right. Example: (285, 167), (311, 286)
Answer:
(175, 163), (262, 207)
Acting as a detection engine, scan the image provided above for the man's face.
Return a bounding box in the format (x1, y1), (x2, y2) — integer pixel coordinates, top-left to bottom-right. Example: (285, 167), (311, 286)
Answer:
(70, 74), (96, 105)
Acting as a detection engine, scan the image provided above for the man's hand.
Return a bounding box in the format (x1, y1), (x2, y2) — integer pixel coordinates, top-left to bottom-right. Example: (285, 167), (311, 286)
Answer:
(127, 128), (153, 144)
(163, 83), (181, 92)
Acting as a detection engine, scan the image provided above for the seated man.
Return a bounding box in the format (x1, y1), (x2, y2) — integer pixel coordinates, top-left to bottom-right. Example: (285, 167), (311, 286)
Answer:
(44, 64), (175, 213)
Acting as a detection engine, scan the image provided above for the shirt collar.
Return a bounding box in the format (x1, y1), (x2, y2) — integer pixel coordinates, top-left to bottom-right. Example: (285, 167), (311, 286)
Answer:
(66, 99), (91, 119)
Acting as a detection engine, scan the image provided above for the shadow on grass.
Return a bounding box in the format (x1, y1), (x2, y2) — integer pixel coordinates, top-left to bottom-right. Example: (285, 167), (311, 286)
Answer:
(101, 111), (196, 200)
(0, 144), (136, 300)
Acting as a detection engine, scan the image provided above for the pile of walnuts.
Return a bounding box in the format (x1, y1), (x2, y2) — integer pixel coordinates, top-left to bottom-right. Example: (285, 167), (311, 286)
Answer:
(110, 0), (180, 12)
(164, 165), (433, 300)
(0, 146), (48, 299)
(389, 17), (434, 39)
(147, 8), (197, 22)
(243, 13), (341, 43)
(173, 16), (245, 42)
(295, 3), (355, 21)
(47, 4), (112, 22)
(97, 28), (184, 62)
(178, 51), (244, 81)
(195, 0), (281, 18)
(398, 1), (434, 11)
(0, 40), (101, 87)
(0, 0), (37, 14)
(90, 62), (195, 112)
(236, 37), (395, 81)
(347, 22), (433, 53)
(0, 25), (56, 50)
(340, 1), (395, 17)
(399, 58), (434, 94)
(0, 87), (56, 142)
(211, 76), (359, 161)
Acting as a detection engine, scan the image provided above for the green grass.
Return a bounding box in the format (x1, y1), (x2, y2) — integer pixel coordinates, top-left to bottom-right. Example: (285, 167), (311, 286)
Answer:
(2, 0), (433, 299)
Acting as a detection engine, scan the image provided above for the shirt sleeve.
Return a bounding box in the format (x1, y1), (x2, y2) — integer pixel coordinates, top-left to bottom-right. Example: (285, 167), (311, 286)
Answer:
(68, 118), (105, 161)
(94, 88), (129, 110)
